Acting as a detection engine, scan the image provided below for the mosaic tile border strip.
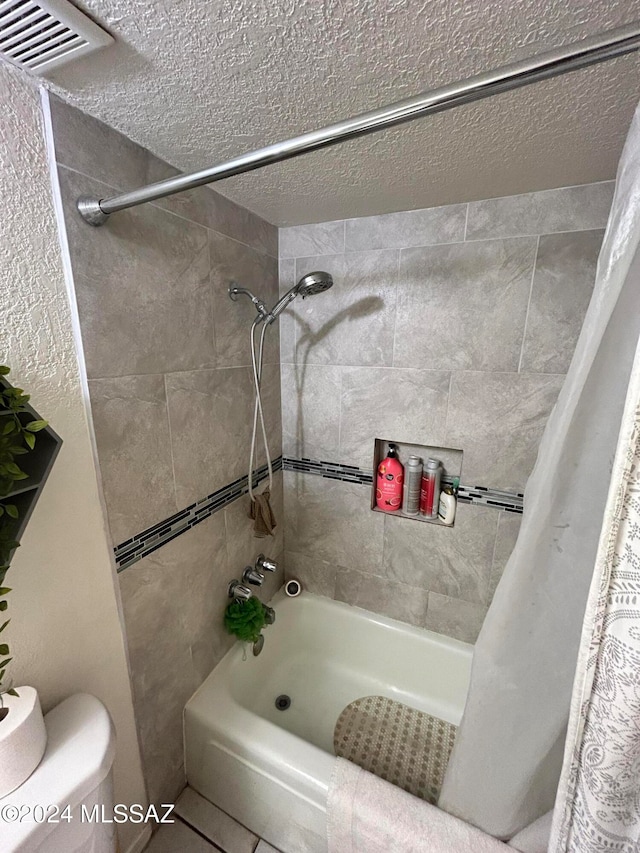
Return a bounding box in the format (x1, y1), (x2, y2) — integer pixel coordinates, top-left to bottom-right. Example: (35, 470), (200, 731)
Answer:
(114, 457), (283, 572)
(457, 485), (524, 514)
(114, 455), (523, 573)
(282, 457), (524, 514)
(282, 456), (373, 485)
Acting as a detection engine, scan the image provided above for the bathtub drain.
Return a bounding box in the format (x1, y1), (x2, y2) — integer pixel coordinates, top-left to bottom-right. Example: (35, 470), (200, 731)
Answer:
(275, 694), (291, 711)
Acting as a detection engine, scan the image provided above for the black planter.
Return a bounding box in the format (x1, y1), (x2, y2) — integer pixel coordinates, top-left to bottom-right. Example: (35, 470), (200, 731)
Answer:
(1, 377), (62, 563)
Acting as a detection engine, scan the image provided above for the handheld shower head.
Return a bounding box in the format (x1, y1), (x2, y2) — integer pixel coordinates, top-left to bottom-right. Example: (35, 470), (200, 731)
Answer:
(267, 270), (333, 322)
(296, 271), (334, 298)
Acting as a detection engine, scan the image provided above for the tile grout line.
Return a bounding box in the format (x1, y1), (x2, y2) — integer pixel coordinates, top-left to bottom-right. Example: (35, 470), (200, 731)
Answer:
(486, 512), (502, 607)
(88, 364), (282, 382)
(292, 258), (299, 358)
(278, 180), (612, 240)
(337, 365), (344, 463)
(390, 248), (401, 368)
(320, 224), (608, 255)
(517, 235), (540, 373)
(154, 362), (564, 378)
(443, 371), (454, 444)
(56, 162), (278, 260)
(208, 235), (218, 366)
(163, 373), (180, 516)
(173, 813), (226, 852)
(280, 223), (607, 257)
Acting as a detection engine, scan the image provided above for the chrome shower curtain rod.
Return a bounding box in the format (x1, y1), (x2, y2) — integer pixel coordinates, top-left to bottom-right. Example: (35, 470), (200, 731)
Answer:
(77, 22), (640, 226)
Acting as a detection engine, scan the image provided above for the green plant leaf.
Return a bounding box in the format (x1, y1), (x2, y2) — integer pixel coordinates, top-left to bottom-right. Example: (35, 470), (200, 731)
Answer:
(7, 689), (18, 697)
(3, 462), (26, 478)
(0, 395), (24, 594)
(0, 645), (9, 656)
(0, 366), (10, 376)
(26, 420), (47, 433)
(0, 588), (11, 596)
(0, 658), (12, 669)
(0, 621), (9, 633)
(0, 602), (7, 612)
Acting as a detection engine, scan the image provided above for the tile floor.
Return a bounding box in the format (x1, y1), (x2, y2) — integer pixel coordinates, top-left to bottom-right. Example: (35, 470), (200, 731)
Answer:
(144, 787), (280, 853)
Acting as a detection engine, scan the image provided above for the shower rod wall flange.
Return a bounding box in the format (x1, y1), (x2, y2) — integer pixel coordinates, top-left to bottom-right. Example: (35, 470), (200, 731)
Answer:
(77, 196), (109, 226)
(76, 22), (640, 226)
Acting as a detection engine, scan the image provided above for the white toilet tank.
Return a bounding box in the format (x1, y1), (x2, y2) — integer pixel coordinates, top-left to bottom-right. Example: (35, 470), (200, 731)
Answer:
(1, 693), (117, 852)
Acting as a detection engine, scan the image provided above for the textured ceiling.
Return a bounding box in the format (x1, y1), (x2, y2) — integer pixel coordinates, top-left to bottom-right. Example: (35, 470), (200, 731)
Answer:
(41, 0), (640, 225)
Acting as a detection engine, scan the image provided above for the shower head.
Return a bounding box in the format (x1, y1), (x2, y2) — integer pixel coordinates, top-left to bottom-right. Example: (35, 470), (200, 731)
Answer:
(267, 270), (333, 322)
(295, 271), (334, 298)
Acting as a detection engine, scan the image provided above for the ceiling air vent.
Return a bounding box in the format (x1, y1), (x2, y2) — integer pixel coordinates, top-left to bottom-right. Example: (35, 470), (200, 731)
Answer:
(0, 0), (112, 75)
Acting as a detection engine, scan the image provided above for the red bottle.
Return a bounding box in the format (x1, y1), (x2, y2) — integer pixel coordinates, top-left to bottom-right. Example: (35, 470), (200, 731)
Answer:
(420, 458), (442, 518)
(376, 444), (404, 512)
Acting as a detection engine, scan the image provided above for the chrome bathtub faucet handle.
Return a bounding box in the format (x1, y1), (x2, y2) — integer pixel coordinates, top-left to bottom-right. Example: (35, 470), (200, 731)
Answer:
(256, 554), (278, 573)
(228, 580), (253, 601)
(242, 567), (265, 586)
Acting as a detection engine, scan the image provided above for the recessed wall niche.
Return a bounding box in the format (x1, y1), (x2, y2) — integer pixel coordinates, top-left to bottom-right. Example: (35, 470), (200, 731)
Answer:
(371, 439), (462, 527)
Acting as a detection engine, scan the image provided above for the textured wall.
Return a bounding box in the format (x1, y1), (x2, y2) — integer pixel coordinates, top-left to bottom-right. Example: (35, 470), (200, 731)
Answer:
(49, 96), (283, 808)
(44, 0), (640, 225)
(279, 181), (612, 642)
(0, 65), (147, 852)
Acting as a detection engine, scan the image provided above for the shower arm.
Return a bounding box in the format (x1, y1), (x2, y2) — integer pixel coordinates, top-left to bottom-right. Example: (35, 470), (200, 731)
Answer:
(228, 284), (271, 322)
(77, 22), (640, 226)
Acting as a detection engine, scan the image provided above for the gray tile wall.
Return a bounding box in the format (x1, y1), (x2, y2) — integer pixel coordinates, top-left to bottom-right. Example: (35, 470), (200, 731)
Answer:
(49, 96), (283, 808)
(279, 182), (611, 642)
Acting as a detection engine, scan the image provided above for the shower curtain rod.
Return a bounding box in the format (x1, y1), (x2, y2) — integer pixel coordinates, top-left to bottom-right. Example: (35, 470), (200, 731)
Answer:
(77, 22), (640, 226)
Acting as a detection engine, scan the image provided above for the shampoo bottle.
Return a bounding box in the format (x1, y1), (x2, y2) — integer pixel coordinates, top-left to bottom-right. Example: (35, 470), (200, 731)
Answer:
(420, 458), (442, 518)
(402, 456), (423, 515)
(376, 444), (404, 512)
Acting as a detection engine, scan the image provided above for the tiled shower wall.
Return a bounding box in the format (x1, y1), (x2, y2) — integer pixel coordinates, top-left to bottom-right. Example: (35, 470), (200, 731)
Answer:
(49, 87), (613, 803)
(49, 96), (283, 808)
(279, 182), (613, 642)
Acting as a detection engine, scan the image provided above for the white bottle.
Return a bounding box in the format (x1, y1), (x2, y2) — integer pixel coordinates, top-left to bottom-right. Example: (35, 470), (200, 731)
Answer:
(402, 456), (423, 515)
(438, 487), (456, 525)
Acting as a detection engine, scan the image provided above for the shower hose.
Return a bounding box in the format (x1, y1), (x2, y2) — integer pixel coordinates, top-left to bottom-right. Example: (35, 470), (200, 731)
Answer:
(248, 318), (273, 500)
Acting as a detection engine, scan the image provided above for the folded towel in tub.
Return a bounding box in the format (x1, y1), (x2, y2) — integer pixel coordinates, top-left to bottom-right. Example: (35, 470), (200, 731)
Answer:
(328, 757), (508, 853)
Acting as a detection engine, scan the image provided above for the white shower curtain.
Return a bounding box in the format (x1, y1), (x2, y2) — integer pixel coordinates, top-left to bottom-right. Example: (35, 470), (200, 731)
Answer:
(550, 313), (640, 851)
(439, 100), (640, 840)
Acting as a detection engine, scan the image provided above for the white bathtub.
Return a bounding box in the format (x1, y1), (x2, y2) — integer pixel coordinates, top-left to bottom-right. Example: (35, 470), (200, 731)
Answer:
(184, 590), (472, 853)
